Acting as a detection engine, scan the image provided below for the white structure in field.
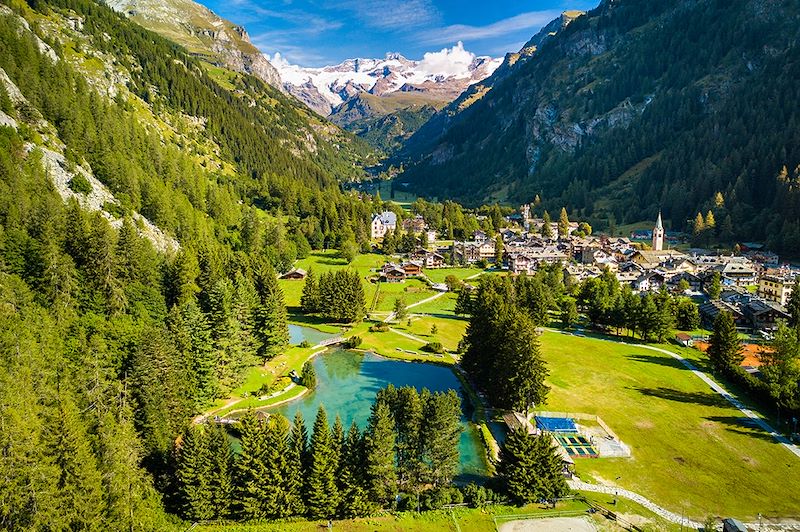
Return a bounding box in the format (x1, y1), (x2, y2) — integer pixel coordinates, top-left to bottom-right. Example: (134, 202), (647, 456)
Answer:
(371, 211), (397, 239)
(652, 211), (664, 251)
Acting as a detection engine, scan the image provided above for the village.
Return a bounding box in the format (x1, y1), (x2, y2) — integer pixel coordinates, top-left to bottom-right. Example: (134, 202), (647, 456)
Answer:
(366, 204), (797, 339)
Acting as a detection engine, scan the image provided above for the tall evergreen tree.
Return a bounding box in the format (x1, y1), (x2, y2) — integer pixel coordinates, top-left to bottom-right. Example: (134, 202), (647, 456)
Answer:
(338, 421), (372, 517)
(175, 425), (213, 520)
(233, 412), (269, 520)
(254, 262), (289, 361)
(558, 207), (570, 238)
(419, 390), (462, 487)
(708, 311), (743, 373)
(498, 429), (568, 505)
(363, 401), (398, 506)
(285, 412), (308, 516)
(207, 423), (233, 519)
(300, 268), (321, 314)
(305, 407), (339, 518)
(262, 414), (291, 517)
(540, 210), (553, 238)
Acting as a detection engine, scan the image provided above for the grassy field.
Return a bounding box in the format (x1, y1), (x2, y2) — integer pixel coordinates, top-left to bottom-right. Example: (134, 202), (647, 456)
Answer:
(194, 492), (676, 531)
(539, 331), (800, 520)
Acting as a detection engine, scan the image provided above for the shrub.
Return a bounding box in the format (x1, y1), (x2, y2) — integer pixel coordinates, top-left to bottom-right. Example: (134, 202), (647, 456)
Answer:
(422, 341), (444, 354)
(299, 340), (311, 348)
(369, 322), (389, 332)
(256, 383), (271, 397)
(68, 173), (93, 195)
(342, 335), (362, 349)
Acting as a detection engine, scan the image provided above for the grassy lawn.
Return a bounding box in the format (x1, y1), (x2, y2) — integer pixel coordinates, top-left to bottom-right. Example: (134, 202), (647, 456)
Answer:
(194, 492), (675, 531)
(424, 267), (481, 283)
(539, 331), (800, 520)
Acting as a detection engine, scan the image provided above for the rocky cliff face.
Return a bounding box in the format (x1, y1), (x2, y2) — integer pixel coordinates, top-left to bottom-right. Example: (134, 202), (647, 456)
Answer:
(104, 0), (282, 88)
(396, 0), (800, 246)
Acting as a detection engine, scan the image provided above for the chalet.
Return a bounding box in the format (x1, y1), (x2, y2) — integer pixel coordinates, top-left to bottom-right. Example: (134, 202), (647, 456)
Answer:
(426, 230), (438, 244)
(401, 261), (423, 277)
(633, 271), (665, 292)
(666, 271), (702, 292)
(675, 333), (694, 347)
(402, 215), (426, 234)
(280, 268), (307, 280)
(507, 247), (567, 275)
(409, 248), (446, 269)
(743, 299), (790, 332)
(370, 211), (397, 239)
(758, 274), (794, 306)
(380, 263), (406, 283)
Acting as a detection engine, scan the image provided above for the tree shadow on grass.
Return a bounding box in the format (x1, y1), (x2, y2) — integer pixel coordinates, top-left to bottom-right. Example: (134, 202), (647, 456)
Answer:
(626, 353), (688, 370)
(635, 386), (730, 408)
(704, 415), (778, 443)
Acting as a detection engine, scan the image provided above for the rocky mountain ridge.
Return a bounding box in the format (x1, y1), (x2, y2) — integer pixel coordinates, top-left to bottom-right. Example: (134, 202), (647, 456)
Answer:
(274, 45), (502, 116)
(104, 0), (282, 88)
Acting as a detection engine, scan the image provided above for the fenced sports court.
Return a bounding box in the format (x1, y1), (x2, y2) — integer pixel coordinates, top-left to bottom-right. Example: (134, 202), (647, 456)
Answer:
(535, 415), (600, 458)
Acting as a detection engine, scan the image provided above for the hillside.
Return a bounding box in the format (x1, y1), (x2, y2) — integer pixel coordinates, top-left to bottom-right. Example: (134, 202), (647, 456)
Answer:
(0, 0), (381, 527)
(104, 0), (282, 88)
(398, 0), (800, 252)
(329, 92), (447, 155)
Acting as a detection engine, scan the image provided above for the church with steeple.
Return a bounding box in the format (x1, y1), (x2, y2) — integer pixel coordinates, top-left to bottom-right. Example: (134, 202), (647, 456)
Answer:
(652, 211), (664, 251)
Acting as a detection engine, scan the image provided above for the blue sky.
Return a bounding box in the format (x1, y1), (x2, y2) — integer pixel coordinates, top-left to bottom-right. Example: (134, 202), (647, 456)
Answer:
(197, 0), (600, 66)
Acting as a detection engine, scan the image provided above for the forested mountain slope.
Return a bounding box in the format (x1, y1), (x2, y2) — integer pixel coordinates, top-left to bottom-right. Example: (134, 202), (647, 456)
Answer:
(399, 0), (800, 251)
(104, 0), (283, 88)
(0, 0), (381, 528)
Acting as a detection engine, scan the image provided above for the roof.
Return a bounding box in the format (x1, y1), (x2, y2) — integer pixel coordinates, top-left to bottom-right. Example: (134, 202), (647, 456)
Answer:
(372, 211), (397, 225)
(655, 211), (663, 231)
(675, 333), (692, 341)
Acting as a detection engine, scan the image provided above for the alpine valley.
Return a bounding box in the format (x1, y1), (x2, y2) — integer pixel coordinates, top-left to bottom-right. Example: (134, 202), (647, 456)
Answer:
(3, 0), (800, 530)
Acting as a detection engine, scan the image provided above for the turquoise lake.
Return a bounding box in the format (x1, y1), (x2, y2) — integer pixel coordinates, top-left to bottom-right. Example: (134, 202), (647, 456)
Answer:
(288, 323), (336, 346)
(266, 349), (488, 482)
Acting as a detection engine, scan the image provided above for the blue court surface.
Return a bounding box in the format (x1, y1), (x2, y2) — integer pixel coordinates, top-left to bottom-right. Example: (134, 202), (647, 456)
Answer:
(535, 416), (578, 433)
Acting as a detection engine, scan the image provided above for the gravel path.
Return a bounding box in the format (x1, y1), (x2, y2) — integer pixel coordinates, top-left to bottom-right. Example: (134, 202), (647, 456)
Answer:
(568, 479), (701, 528)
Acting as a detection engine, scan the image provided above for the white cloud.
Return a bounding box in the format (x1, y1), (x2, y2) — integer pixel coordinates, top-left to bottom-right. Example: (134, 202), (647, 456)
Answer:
(419, 10), (562, 46)
(417, 41), (476, 78)
(333, 0), (440, 30)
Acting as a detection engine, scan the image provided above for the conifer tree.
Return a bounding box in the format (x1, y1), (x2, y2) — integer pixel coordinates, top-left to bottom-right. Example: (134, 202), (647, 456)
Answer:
(262, 414), (290, 517)
(394, 296), (408, 321)
(207, 423), (233, 519)
(558, 207), (570, 238)
(254, 262), (289, 361)
(305, 407), (339, 518)
(285, 412), (308, 516)
(540, 210), (553, 238)
(498, 429), (568, 505)
(339, 421), (372, 517)
(233, 412), (269, 520)
(175, 425), (213, 520)
(560, 297), (579, 329)
(708, 311), (743, 373)
(300, 268), (321, 314)
(208, 278), (246, 396)
(48, 393), (104, 530)
(707, 271), (722, 299)
(419, 390), (462, 487)
(363, 401), (397, 505)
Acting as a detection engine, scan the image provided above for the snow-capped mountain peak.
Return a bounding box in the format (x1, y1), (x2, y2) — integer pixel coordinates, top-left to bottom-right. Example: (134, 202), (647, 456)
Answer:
(268, 42), (502, 116)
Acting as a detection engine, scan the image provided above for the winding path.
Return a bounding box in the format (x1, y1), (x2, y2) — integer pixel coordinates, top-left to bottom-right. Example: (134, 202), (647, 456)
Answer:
(569, 479), (701, 528)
